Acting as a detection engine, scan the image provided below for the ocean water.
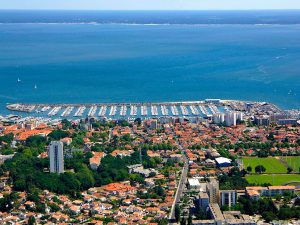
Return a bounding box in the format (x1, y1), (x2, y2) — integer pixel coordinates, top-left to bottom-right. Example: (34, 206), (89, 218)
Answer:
(0, 11), (300, 114)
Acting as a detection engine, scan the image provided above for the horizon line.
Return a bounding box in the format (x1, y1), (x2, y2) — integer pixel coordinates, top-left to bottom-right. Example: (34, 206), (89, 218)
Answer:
(1, 9), (300, 11)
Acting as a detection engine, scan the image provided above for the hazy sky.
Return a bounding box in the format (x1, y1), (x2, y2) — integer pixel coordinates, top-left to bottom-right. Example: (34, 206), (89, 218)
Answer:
(1, 0), (300, 10)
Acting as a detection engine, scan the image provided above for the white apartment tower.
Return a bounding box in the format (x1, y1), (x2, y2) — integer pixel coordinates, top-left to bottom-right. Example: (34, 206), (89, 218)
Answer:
(49, 141), (64, 174)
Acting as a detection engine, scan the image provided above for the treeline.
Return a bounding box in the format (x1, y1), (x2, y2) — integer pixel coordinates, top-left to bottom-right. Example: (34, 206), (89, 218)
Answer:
(218, 167), (249, 190)
(2, 151), (94, 197)
(140, 143), (176, 151)
(0, 142), (162, 196)
(239, 196), (300, 222)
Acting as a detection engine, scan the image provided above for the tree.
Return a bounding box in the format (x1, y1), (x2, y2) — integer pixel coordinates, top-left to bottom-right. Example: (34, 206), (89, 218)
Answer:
(175, 204), (181, 222)
(28, 216), (36, 225)
(246, 166), (252, 173)
(255, 165), (266, 174)
(180, 218), (186, 225)
(48, 130), (70, 140)
(287, 167), (293, 174)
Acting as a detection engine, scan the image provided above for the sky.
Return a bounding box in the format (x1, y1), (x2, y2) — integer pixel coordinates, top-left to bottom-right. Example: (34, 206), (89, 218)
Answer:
(0, 0), (300, 10)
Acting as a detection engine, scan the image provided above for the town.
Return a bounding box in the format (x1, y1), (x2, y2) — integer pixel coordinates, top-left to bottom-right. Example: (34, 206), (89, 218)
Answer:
(0, 100), (300, 225)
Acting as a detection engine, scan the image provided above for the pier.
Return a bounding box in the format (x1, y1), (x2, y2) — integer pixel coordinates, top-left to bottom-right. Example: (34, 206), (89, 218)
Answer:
(88, 106), (97, 117)
(161, 105), (169, 116)
(74, 106), (86, 117)
(151, 105), (158, 116)
(120, 105), (127, 116)
(130, 105), (137, 116)
(141, 105), (147, 116)
(98, 106), (107, 117)
(180, 105), (189, 116)
(109, 106), (117, 116)
(189, 105), (199, 115)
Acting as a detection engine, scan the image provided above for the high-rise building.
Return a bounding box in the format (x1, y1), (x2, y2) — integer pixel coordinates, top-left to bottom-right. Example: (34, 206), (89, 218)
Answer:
(198, 192), (209, 210)
(220, 190), (237, 207)
(49, 141), (64, 174)
(206, 179), (220, 204)
(213, 113), (225, 124)
(214, 111), (243, 126)
(225, 111), (237, 126)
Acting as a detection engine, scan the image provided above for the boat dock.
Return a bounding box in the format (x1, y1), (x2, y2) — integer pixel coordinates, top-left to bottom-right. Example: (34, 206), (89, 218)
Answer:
(109, 106), (117, 116)
(171, 105), (179, 116)
(49, 106), (61, 116)
(189, 105), (199, 115)
(130, 105), (137, 116)
(74, 106), (86, 117)
(88, 106), (97, 117)
(151, 105), (158, 116)
(120, 105), (127, 116)
(199, 105), (209, 116)
(180, 105), (189, 115)
(61, 106), (74, 117)
(161, 105), (169, 116)
(98, 106), (107, 117)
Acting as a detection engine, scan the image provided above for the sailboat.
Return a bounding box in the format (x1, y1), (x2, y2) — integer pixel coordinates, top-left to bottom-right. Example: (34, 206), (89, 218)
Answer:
(34, 84), (37, 89)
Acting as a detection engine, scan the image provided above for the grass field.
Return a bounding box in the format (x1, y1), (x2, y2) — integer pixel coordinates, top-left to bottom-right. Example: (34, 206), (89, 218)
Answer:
(246, 174), (300, 186)
(242, 157), (287, 174)
(282, 156), (300, 172)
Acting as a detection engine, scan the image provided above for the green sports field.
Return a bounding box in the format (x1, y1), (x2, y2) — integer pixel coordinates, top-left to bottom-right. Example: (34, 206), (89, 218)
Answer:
(246, 174), (300, 186)
(242, 157), (287, 174)
(282, 156), (300, 172)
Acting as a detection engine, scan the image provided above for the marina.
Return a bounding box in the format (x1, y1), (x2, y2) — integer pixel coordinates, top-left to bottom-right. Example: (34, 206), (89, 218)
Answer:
(5, 100), (281, 120)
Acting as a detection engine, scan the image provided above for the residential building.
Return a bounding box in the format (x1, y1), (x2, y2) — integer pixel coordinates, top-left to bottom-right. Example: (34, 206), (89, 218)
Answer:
(49, 141), (64, 174)
(208, 203), (225, 225)
(198, 192), (209, 210)
(254, 115), (270, 126)
(220, 190), (237, 208)
(188, 178), (201, 190)
(207, 179), (220, 204)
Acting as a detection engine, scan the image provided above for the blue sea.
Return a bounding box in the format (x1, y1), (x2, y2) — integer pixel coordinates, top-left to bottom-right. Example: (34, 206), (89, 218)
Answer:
(1, 10), (300, 115)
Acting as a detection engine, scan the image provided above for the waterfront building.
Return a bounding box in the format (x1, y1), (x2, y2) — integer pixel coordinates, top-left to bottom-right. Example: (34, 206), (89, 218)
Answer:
(212, 113), (225, 124)
(277, 119), (298, 125)
(225, 111), (237, 126)
(49, 141), (64, 174)
(254, 115), (270, 126)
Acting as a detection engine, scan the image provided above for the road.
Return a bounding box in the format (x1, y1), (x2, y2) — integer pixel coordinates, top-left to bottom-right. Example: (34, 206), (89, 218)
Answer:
(169, 145), (189, 223)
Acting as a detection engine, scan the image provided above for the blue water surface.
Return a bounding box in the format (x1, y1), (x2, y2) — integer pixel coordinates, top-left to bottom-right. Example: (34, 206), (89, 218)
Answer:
(0, 11), (300, 114)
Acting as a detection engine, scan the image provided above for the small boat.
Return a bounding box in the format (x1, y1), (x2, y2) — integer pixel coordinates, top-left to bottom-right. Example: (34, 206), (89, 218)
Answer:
(34, 84), (37, 89)
(17, 78), (21, 82)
